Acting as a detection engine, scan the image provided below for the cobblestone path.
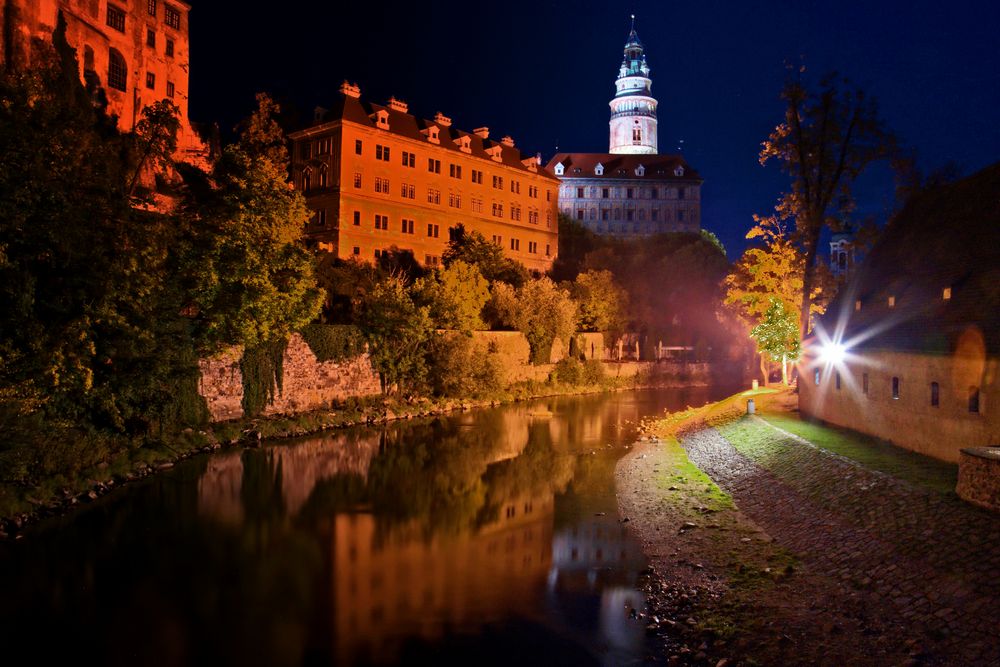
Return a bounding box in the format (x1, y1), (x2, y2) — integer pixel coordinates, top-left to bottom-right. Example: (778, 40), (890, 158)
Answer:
(682, 416), (1000, 666)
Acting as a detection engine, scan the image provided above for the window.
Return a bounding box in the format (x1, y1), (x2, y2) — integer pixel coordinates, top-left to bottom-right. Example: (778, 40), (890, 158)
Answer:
(164, 5), (181, 29)
(147, 0), (157, 16)
(145, 72), (155, 89)
(448, 192), (461, 208)
(108, 49), (127, 91)
(529, 210), (538, 224)
(471, 169), (483, 184)
(425, 255), (441, 267)
(471, 198), (483, 213)
(511, 180), (520, 194)
(651, 187), (659, 199)
(545, 244), (551, 256)
(576, 210), (584, 221)
(427, 223), (439, 238)
(511, 205), (521, 221)
(546, 190), (552, 202)
(401, 219), (414, 234)
(427, 189), (441, 204)
(492, 175), (504, 189)
(427, 158), (441, 174)
(353, 246), (361, 255)
(165, 39), (174, 57)
(855, 299), (862, 312)
(146, 29), (156, 48)
(602, 210), (609, 221)
(400, 183), (415, 199)
(355, 139), (363, 155)
(353, 211), (361, 226)
(529, 185), (538, 198)
(318, 167), (327, 188)
(106, 4), (125, 32)
(626, 210), (634, 221)
(491, 234), (502, 245)
(969, 387), (980, 413)
(930, 382), (939, 407)
(835, 372), (841, 390)
(402, 151), (415, 167)
(943, 287), (952, 300)
(374, 177), (389, 193)
(315, 209), (326, 227)
(301, 170), (311, 192)
(353, 173), (362, 188)
(627, 188), (634, 199)
(528, 241), (537, 254)
(814, 370), (820, 386)
(449, 164), (462, 179)
(863, 373), (869, 395)
(166, 81), (175, 98)
(374, 214), (388, 230)
(510, 238), (520, 251)
(632, 127), (642, 143)
(299, 142), (311, 160)
(375, 145), (390, 161)
(892, 377), (900, 400)
(576, 187), (584, 198)
(888, 295), (896, 308)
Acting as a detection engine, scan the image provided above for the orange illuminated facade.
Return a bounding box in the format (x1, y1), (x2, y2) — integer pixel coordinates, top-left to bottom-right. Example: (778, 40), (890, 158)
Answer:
(288, 82), (560, 271)
(2, 0), (201, 154)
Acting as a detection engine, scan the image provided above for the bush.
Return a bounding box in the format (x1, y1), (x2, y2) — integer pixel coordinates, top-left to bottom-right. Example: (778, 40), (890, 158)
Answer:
(426, 333), (504, 398)
(300, 323), (365, 362)
(582, 359), (606, 385)
(550, 358), (584, 386)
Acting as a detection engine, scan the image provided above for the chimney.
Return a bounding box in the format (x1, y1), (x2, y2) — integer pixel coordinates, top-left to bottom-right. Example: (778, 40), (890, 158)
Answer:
(536, 151), (542, 165)
(473, 126), (489, 139)
(501, 135), (515, 148)
(339, 81), (361, 98)
(434, 112), (452, 127)
(387, 97), (409, 113)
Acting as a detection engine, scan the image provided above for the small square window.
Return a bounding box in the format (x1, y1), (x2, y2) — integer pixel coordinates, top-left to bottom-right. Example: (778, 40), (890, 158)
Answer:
(353, 246), (360, 255)
(145, 72), (155, 89)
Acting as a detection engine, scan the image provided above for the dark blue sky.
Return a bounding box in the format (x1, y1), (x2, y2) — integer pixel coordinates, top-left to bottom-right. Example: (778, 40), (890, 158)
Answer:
(189, 0), (1000, 257)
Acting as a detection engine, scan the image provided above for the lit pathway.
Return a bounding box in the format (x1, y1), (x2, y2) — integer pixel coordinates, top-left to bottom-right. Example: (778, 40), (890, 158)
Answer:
(682, 416), (1000, 666)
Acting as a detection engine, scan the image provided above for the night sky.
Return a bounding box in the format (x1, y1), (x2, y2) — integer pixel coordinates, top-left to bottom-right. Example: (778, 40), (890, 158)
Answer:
(188, 0), (1000, 257)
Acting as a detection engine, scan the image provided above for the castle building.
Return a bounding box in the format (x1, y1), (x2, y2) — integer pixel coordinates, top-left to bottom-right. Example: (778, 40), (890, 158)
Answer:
(547, 21), (703, 238)
(1, 0), (201, 154)
(830, 231), (857, 280)
(288, 82), (559, 272)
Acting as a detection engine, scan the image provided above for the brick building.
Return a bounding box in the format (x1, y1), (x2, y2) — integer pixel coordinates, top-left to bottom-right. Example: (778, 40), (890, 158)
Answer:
(546, 21), (703, 238)
(288, 82), (559, 272)
(1, 0), (201, 154)
(800, 162), (1000, 462)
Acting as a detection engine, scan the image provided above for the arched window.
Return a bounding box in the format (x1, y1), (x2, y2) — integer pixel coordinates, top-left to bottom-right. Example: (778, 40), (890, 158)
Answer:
(108, 48), (127, 91)
(301, 168), (311, 193)
(318, 165), (327, 188)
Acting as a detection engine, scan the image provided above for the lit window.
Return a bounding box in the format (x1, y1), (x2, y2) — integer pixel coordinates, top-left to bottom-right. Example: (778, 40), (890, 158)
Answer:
(165, 5), (180, 29)
(108, 49), (127, 91)
(888, 295), (895, 308)
(353, 173), (361, 188)
(814, 370), (820, 385)
(943, 287), (952, 300)
(855, 300), (861, 312)
(106, 5), (126, 32)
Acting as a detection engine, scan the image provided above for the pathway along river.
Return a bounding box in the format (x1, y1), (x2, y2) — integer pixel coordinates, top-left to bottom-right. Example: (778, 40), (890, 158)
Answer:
(0, 387), (736, 666)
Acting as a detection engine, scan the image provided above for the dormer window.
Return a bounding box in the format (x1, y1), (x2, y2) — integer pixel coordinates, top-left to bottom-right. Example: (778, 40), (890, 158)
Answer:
(372, 109), (389, 130)
(485, 145), (502, 162)
(595, 163), (604, 176)
(855, 299), (862, 312)
(423, 126), (440, 144)
(635, 164), (645, 177)
(573, 167), (581, 173)
(888, 295), (896, 308)
(553, 162), (565, 176)
(455, 135), (472, 153)
(674, 165), (685, 177)
(943, 287), (952, 300)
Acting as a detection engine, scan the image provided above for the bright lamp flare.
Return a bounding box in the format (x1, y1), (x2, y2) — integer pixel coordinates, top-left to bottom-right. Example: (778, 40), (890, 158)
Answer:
(819, 342), (847, 365)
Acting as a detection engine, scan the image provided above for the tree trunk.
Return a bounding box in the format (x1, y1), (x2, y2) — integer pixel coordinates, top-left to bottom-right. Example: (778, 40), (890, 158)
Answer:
(759, 354), (769, 387)
(799, 219), (821, 337)
(781, 354), (789, 386)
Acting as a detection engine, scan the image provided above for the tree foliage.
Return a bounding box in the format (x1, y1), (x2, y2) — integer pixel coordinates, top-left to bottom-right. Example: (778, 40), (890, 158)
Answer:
(357, 277), (433, 395)
(760, 71), (895, 334)
(569, 269), (628, 335)
(414, 260), (489, 332)
(443, 224), (530, 287)
(506, 278), (577, 364)
(750, 298), (801, 385)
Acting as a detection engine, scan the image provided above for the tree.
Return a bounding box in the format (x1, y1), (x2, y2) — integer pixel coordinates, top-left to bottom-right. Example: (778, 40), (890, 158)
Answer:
(750, 298), (801, 386)
(414, 260), (489, 332)
(357, 277), (433, 395)
(569, 269), (628, 335)
(443, 224), (530, 287)
(760, 71), (894, 335)
(508, 278), (577, 364)
(189, 94), (323, 349)
(127, 99), (181, 196)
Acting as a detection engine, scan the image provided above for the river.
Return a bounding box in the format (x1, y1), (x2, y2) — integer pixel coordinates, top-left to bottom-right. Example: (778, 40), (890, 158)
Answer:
(0, 387), (734, 666)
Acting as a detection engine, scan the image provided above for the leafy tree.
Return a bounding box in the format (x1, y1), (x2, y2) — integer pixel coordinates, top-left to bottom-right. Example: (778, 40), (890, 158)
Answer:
(508, 278), (577, 364)
(314, 254), (384, 324)
(569, 269), (628, 335)
(189, 94), (323, 349)
(760, 71), (895, 335)
(750, 298), (801, 386)
(443, 224), (530, 287)
(414, 260), (489, 332)
(127, 99), (181, 196)
(357, 277), (433, 395)
(426, 332), (503, 398)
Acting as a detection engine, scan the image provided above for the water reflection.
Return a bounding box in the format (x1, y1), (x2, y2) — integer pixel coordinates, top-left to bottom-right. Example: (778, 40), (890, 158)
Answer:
(0, 387), (726, 666)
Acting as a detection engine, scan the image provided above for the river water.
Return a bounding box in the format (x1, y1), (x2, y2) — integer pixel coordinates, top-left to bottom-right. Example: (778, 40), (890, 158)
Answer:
(0, 387), (732, 666)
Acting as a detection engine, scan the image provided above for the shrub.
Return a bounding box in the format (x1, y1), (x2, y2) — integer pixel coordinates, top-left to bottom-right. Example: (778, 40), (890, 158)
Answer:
(582, 359), (606, 385)
(299, 323), (366, 362)
(426, 333), (504, 398)
(550, 358), (584, 386)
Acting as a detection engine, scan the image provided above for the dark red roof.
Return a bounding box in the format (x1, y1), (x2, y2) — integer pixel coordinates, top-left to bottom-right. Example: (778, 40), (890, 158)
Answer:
(544, 153), (702, 182)
(296, 95), (557, 181)
(814, 161), (1000, 356)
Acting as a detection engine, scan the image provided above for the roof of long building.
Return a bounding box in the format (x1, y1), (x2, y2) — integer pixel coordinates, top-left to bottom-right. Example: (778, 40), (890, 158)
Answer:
(816, 160), (1000, 356)
(545, 153), (702, 182)
(294, 93), (557, 180)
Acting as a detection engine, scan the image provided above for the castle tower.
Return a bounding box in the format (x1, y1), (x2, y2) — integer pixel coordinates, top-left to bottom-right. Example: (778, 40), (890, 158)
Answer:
(609, 18), (657, 154)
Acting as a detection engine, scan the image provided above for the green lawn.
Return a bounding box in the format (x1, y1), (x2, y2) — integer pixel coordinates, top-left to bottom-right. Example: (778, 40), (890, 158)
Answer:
(756, 412), (958, 495)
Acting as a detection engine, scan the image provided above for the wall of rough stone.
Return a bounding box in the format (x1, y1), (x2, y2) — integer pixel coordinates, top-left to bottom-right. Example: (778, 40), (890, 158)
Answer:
(956, 448), (1000, 512)
(799, 349), (1000, 462)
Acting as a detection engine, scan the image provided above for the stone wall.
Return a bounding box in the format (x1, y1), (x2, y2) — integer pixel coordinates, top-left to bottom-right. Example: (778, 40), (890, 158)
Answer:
(198, 333), (381, 422)
(799, 349), (1000, 462)
(956, 448), (1000, 512)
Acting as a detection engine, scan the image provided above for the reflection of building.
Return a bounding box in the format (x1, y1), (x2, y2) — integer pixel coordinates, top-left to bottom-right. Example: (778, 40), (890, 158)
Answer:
(551, 518), (645, 580)
(1, 0), (201, 152)
(288, 83), (559, 271)
(547, 21), (703, 238)
(801, 162), (1000, 462)
(331, 492), (554, 665)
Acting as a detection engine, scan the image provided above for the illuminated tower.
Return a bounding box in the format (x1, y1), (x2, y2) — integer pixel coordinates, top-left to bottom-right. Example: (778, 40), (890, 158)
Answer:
(609, 18), (657, 154)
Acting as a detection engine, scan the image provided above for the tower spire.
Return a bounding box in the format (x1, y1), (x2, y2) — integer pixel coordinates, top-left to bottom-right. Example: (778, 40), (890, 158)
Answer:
(608, 17), (658, 154)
